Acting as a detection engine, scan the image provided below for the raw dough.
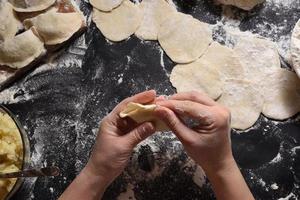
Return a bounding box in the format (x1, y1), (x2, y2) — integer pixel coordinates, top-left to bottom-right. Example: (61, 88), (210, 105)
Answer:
(217, 79), (263, 130)
(0, 2), (20, 41)
(92, 0), (142, 42)
(8, 0), (56, 12)
(90, 0), (123, 12)
(135, 0), (176, 40)
(0, 28), (46, 69)
(262, 68), (300, 120)
(216, 0), (265, 10)
(170, 59), (223, 100)
(120, 102), (169, 131)
(158, 12), (212, 63)
(291, 19), (300, 78)
(24, 8), (84, 45)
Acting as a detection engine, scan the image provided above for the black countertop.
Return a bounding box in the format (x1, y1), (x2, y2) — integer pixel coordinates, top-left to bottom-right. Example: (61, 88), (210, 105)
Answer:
(1, 0), (300, 199)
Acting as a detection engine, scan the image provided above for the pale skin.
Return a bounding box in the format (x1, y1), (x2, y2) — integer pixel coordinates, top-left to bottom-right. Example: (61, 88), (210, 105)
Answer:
(59, 90), (255, 200)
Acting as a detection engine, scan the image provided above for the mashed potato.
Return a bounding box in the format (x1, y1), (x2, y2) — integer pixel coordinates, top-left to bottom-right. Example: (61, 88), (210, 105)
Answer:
(0, 112), (23, 200)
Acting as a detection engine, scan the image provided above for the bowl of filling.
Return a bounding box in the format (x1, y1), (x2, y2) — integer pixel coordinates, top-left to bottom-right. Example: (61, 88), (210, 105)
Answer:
(0, 106), (30, 200)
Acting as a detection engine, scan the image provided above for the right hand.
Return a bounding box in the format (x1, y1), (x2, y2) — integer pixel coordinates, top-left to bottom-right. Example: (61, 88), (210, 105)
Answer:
(154, 91), (234, 175)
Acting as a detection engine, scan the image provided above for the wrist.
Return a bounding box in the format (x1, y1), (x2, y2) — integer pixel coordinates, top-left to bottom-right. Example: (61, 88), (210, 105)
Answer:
(83, 161), (114, 187)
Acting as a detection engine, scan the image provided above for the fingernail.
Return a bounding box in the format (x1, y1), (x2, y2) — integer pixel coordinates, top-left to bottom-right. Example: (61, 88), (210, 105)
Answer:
(143, 122), (155, 132)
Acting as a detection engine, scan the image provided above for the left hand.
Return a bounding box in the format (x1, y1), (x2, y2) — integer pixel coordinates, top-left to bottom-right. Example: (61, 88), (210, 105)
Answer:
(84, 90), (156, 184)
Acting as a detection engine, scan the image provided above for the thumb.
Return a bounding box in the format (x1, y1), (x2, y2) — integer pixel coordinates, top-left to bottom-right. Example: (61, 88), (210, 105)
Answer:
(126, 122), (155, 147)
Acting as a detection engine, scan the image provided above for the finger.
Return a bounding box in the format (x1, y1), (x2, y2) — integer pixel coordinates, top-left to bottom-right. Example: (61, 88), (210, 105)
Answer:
(154, 106), (195, 143)
(156, 100), (214, 126)
(125, 122), (155, 147)
(171, 91), (216, 106)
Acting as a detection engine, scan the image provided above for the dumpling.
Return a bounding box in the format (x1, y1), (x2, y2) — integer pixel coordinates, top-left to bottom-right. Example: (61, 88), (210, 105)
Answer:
(0, 2), (21, 41)
(8, 0), (56, 12)
(216, 0), (265, 10)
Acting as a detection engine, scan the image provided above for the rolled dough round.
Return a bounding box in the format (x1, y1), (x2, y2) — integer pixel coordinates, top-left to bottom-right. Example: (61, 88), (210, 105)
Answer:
(262, 68), (300, 120)
(170, 59), (223, 100)
(24, 8), (84, 45)
(216, 0), (265, 10)
(217, 79), (263, 130)
(158, 12), (212, 63)
(0, 2), (20, 41)
(92, 0), (142, 42)
(0, 28), (46, 69)
(90, 0), (123, 12)
(135, 0), (176, 40)
(8, 0), (56, 12)
(291, 19), (300, 78)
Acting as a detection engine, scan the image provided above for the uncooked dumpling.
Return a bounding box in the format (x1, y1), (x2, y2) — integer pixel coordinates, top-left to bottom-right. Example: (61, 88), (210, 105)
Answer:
(170, 59), (223, 100)
(158, 12), (212, 63)
(0, 28), (46, 69)
(135, 0), (176, 40)
(90, 0), (123, 12)
(24, 8), (84, 45)
(217, 79), (263, 130)
(0, 2), (20, 41)
(291, 19), (300, 78)
(92, 0), (142, 42)
(216, 0), (265, 10)
(8, 0), (56, 12)
(262, 68), (300, 120)
(120, 102), (169, 131)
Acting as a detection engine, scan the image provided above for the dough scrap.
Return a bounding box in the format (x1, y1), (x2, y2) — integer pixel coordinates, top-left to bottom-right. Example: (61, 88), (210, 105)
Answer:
(158, 12), (212, 63)
(24, 8), (84, 45)
(216, 0), (265, 10)
(0, 2), (21, 41)
(291, 19), (300, 78)
(170, 59), (223, 100)
(217, 79), (263, 130)
(90, 0), (123, 12)
(8, 0), (56, 12)
(262, 68), (300, 120)
(135, 0), (176, 40)
(120, 102), (169, 131)
(92, 0), (142, 42)
(0, 28), (46, 69)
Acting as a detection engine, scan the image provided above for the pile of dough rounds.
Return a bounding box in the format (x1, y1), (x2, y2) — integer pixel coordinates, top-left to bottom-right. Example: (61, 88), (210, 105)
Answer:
(291, 19), (300, 78)
(0, 0), (85, 69)
(216, 0), (265, 10)
(0, 112), (23, 200)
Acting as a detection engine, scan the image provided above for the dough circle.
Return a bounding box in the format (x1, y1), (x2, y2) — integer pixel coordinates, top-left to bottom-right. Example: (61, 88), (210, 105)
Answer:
(24, 8), (84, 45)
(158, 12), (212, 63)
(135, 0), (176, 40)
(170, 59), (223, 100)
(217, 79), (263, 130)
(0, 28), (46, 69)
(291, 19), (300, 78)
(92, 0), (142, 42)
(216, 0), (265, 10)
(0, 2), (20, 41)
(262, 68), (300, 120)
(8, 0), (56, 12)
(90, 0), (124, 12)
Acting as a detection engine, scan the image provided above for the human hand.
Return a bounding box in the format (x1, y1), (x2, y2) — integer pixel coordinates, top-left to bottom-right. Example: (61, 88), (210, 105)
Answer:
(154, 91), (234, 176)
(84, 90), (156, 184)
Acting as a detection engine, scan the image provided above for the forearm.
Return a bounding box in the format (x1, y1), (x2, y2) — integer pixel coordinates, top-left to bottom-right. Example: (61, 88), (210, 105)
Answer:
(205, 159), (254, 200)
(59, 165), (111, 200)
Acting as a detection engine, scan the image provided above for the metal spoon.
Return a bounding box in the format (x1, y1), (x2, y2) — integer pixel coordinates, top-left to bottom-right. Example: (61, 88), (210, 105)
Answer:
(0, 166), (60, 178)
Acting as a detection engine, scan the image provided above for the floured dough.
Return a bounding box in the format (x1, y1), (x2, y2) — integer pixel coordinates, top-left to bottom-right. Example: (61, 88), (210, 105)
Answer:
(0, 28), (46, 69)
(291, 19), (300, 78)
(158, 12), (212, 63)
(90, 0), (123, 12)
(234, 36), (281, 84)
(217, 79), (263, 130)
(262, 68), (300, 120)
(120, 102), (169, 131)
(216, 0), (265, 10)
(170, 59), (223, 100)
(135, 0), (176, 40)
(0, 2), (20, 41)
(199, 42), (244, 80)
(8, 0), (56, 12)
(24, 8), (84, 45)
(92, 0), (142, 42)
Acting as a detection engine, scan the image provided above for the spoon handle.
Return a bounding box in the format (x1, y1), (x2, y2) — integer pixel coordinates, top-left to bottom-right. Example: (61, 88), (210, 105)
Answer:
(0, 166), (60, 178)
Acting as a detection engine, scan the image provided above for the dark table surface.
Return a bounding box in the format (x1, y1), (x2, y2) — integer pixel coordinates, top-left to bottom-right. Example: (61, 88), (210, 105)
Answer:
(1, 0), (300, 199)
